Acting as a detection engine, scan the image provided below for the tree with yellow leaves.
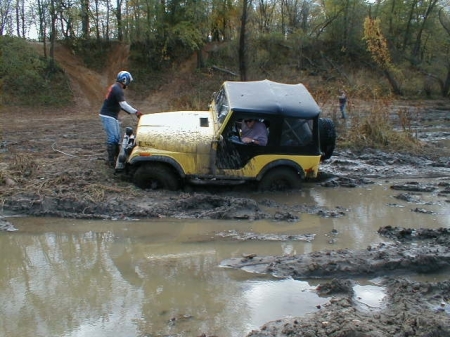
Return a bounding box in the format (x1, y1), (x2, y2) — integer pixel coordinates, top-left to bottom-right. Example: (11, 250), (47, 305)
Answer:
(363, 17), (403, 95)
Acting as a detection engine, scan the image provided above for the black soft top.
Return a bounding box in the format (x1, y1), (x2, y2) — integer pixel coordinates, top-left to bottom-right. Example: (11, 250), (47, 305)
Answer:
(223, 79), (321, 118)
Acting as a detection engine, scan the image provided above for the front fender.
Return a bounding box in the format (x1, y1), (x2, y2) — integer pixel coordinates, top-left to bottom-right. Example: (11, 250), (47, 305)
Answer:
(129, 156), (186, 178)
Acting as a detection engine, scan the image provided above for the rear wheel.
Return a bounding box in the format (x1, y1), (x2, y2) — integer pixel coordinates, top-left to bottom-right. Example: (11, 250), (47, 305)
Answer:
(319, 118), (336, 161)
(133, 163), (180, 191)
(258, 168), (302, 191)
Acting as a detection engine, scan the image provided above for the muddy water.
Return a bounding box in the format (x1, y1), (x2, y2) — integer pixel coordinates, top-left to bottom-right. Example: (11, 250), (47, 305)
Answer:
(1, 180), (449, 337)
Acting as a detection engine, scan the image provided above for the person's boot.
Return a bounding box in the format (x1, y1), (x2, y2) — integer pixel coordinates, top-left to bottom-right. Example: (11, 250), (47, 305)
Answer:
(115, 143), (120, 159)
(106, 143), (116, 168)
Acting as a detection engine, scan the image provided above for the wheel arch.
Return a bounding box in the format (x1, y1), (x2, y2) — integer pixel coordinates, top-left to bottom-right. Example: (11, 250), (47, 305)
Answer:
(256, 160), (305, 181)
(129, 156), (186, 178)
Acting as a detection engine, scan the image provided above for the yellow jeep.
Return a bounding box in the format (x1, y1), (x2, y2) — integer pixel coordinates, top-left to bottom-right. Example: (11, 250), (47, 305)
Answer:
(116, 80), (336, 190)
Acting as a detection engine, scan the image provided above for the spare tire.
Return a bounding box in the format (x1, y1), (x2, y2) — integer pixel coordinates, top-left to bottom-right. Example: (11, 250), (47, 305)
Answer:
(319, 118), (336, 161)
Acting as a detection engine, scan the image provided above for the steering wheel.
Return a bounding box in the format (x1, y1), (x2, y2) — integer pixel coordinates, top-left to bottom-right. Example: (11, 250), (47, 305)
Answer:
(229, 121), (243, 144)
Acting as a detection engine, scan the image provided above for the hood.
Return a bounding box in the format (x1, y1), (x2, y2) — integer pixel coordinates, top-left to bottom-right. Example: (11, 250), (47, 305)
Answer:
(135, 111), (215, 153)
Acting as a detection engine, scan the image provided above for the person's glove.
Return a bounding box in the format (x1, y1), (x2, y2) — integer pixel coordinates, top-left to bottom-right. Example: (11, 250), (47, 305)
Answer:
(136, 111), (143, 118)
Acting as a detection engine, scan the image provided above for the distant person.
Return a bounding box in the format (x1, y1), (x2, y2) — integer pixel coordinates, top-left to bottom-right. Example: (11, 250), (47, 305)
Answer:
(241, 119), (268, 146)
(338, 90), (347, 119)
(99, 71), (143, 167)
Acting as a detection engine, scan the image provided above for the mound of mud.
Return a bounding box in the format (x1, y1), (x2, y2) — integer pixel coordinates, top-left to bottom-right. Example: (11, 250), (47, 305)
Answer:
(237, 227), (450, 337)
(220, 236), (450, 279)
(246, 278), (450, 337)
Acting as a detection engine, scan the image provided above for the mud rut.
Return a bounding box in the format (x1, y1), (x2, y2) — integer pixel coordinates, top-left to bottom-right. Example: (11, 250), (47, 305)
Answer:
(1, 44), (450, 337)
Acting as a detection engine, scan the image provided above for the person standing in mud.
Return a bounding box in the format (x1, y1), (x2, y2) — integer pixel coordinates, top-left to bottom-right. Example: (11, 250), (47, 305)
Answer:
(99, 71), (143, 168)
(338, 90), (347, 119)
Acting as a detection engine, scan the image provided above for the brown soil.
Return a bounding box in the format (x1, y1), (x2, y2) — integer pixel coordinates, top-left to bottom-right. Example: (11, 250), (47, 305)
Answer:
(1, 43), (450, 337)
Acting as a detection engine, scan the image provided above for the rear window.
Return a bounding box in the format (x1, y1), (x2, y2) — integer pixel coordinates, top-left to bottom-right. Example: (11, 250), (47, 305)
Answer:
(280, 118), (313, 146)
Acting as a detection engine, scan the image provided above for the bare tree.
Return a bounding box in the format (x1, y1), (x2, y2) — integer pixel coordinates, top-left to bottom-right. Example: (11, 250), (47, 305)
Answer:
(116, 0), (123, 41)
(49, 0), (57, 67)
(93, 0), (100, 39)
(0, 0), (13, 35)
(437, 8), (450, 97)
(15, 0), (26, 37)
(256, 0), (275, 34)
(80, 0), (89, 38)
(411, 0), (439, 62)
(36, 0), (47, 56)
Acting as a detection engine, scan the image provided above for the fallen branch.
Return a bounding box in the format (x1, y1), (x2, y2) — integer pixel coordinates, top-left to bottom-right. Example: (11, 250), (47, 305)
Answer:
(210, 66), (238, 77)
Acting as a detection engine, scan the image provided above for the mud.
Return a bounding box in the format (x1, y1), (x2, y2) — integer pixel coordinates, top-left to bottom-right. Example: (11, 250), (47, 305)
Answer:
(1, 126), (448, 221)
(0, 217), (17, 232)
(246, 278), (450, 337)
(220, 227), (450, 337)
(220, 227), (450, 278)
(1, 44), (450, 336)
(1, 109), (450, 337)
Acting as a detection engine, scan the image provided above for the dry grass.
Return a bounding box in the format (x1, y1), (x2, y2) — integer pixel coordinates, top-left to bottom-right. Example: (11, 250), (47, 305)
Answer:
(9, 154), (39, 178)
(339, 98), (423, 152)
(165, 66), (425, 153)
(81, 183), (138, 203)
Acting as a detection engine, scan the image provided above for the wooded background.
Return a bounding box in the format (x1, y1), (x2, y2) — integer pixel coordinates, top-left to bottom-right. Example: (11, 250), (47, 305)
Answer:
(1, 0), (450, 96)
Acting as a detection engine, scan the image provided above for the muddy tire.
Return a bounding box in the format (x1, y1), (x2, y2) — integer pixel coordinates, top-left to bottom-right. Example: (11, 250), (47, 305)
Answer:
(258, 168), (302, 191)
(319, 118), (336, 161)
(133, 163), (180, 191)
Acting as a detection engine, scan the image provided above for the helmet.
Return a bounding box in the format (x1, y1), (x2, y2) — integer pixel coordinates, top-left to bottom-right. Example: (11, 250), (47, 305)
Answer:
(116, 71), (133, 87)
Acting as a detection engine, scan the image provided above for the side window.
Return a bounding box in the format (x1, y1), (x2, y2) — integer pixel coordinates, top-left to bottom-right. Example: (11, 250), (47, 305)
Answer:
(281, 118), (313, 146)
(225, 117), (270, 146)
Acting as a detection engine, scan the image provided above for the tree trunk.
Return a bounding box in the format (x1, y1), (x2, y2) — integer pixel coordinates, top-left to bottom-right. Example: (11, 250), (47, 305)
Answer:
(36, 0), (47, 56)
(402, 0), (418, 52)
(15, 0), (21, 37)
(239, 0), (251, 81)
(384, 68), (403, 96)
(116, 0), (123, 41)
(81, 0), (90, 39)
(49, 0), (57, 69)
(442, 68), (450, 97)
(94, 0), (100, 40)
(412, 0), (439, 62)
(197, 49), (205, 69)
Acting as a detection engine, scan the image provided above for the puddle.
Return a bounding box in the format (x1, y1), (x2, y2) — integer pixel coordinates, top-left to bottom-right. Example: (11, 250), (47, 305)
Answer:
(1, 179), (449, 337)
(353, 284), (386, 310)
(241, 278), (329, 330)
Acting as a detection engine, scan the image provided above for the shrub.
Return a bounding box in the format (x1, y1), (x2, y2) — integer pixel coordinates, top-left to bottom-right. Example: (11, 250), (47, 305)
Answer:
(0, 36), (71, 106)
(341, 98), (422, 152)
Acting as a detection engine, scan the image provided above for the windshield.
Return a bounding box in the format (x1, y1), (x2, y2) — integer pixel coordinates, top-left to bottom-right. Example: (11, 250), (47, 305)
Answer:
(214, 88), (230, 127)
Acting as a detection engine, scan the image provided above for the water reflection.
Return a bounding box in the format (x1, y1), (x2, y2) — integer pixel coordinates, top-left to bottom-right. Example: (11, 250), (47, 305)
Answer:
(353, 284), (386, 310)
(1, 221), (329, 337)
(242, 278), (328, 329)
(1, 180), (449, 336)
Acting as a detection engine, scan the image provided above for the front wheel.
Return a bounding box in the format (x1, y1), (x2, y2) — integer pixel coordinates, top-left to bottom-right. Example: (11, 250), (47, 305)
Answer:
(258, 168), (302, 191)
(133, 163), (180, 191)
